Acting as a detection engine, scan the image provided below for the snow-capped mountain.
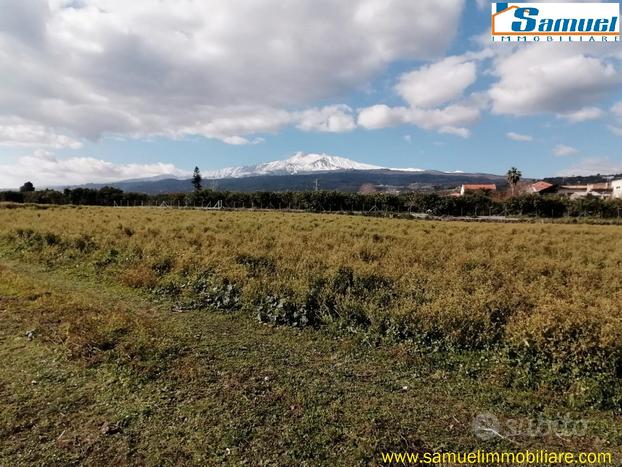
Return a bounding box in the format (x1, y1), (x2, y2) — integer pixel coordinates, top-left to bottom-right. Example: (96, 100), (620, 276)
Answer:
(63, 151), (505, 193)
(202, 152), (419, 179)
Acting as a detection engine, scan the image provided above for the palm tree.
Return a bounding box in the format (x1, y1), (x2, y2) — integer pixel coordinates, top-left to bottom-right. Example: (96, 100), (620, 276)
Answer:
(507, 167), (522, 197)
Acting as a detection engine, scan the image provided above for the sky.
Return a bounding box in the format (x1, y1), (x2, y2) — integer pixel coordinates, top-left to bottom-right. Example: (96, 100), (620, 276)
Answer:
(0, 0), (621, 188)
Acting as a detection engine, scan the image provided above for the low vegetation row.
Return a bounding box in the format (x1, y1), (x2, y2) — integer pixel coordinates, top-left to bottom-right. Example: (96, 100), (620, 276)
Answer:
(1, 206), (620, 410)
(2, 186), (622, 218)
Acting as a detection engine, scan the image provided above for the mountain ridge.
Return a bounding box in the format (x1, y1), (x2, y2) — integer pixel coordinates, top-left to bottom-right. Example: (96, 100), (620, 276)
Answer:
(53, 152), (509, 193)
(200, 152), (424, 179)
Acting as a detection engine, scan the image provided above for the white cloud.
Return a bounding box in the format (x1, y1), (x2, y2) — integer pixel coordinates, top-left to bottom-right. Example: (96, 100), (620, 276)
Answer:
(557, 107), (604, 123)
(221, 136), (265, 145)
(295, 105), (356, 133)
(409, 104), (480, 137)
(439, 126), (471, 138)
(356, 52), (484, 137)
(176, 107), (293, 143)
(357, 105), (407, 130)
(489, 47), (621, 117)
(179, 105), (357, 142)
(609, 102), (622, 136)
(1, 0), (617, 160)
(553, 144), (579, 157)
(506, 132), (532, 142)
(0, 122), (82, 149)
(0, 150), (191, 189)
(558, 157), (622, 177)
(0, 0), (465, 144)
(357, 103), (479, 137)
(609, 126), (622, 136)
(395, 56), (477, 108)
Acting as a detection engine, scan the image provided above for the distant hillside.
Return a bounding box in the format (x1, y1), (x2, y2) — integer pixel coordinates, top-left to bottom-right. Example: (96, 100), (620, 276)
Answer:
(52, 153), (517, 194)
(78, 170), (508, 194)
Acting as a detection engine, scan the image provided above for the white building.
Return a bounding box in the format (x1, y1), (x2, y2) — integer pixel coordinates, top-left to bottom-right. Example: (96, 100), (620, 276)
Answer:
(613, 179), (622, 199)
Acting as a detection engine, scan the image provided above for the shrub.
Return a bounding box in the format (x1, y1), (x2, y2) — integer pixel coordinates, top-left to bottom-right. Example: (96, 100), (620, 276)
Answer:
(187, 272), (241, 312)
(2, 208), (621, 406)
(256, 293), (318, 328)
(235, 253), (276, 277)
(152, 257), (174, 275)
(73, 234), (97, 253)
(120, 264), (159, 288)
(504, 305), (622, 409)
(43, 232), (62, 246)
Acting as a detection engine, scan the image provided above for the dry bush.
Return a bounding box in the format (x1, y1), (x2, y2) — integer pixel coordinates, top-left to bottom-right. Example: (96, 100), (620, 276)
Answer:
(2, 206), (621, 406)
(120, 264), (159, 288)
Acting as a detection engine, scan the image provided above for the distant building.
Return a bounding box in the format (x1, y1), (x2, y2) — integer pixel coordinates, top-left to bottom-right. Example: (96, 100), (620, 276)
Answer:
(557, 185), (588, 197)
(358, 183), (378, 194)
(612, 179), (622, 199)
(586, 182), (613, 198)
(530, 181), (556, 194)
(460, 184), (496, 196)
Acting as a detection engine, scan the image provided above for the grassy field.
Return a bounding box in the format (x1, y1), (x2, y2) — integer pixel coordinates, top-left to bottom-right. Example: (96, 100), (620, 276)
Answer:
(0, 204), (621, 464)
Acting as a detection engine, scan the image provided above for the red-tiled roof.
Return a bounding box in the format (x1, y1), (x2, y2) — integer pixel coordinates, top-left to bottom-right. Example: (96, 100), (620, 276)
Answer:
(531, 181), (554, 192)
(462, 184), (496, 191)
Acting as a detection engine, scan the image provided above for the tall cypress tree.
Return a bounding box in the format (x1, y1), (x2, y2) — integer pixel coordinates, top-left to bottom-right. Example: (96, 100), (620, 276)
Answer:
(191, 167), (202, 192)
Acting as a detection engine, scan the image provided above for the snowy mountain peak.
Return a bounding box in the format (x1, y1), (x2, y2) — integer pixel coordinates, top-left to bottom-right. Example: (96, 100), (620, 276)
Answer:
(276, 152), (382, 173)
(202, 152), (386, 179)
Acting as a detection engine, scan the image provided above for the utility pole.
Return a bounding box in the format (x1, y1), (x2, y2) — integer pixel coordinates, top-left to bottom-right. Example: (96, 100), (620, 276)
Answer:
(314, 179), (319, 192)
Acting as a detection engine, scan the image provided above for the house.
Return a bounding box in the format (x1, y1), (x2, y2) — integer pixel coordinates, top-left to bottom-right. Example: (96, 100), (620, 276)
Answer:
(530, 180), (618, 199)
(459, 184), (496, 196)
(530, 181), (556, 194)
(557, 185), (588, 197)
(586, 182), (613, 198)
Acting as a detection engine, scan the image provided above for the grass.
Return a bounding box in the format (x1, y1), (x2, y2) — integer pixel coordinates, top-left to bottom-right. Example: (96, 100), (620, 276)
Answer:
(1, 261), (621, 465)
(0, 205), (621, 464)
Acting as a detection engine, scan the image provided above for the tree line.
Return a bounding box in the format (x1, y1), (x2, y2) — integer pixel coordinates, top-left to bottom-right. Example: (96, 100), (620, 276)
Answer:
(2, 186), (622, 218)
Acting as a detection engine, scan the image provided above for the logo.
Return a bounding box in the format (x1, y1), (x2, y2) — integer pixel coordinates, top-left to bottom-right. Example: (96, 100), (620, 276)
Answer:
(472, 412), (501, 440)
(492, 2), (620, 42)
(472, 411), (589, 440)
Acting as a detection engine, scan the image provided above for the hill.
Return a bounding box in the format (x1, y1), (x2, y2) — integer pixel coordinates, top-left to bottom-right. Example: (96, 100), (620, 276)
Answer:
(78, 170), (507, 194)
(62, 153), (508, 193)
